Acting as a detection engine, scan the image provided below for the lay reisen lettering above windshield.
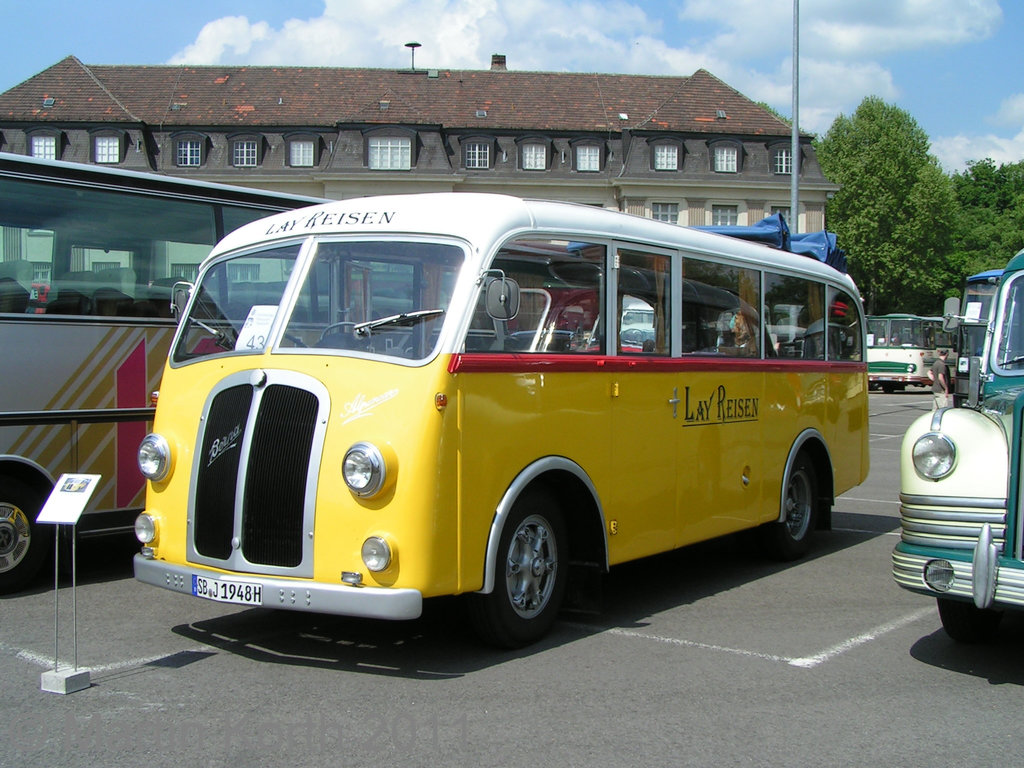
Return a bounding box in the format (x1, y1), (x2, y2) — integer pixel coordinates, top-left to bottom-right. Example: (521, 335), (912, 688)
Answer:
(683, 384), (760, 426)
(264, 209), (398, 236)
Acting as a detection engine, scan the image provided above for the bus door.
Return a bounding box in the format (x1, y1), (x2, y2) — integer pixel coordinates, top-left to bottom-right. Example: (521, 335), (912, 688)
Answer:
(606, 248), (678, 563)
(675, 257), (766, 544)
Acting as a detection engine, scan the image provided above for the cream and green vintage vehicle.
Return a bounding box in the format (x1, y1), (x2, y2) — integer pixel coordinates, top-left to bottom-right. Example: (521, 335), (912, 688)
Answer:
(894, 248), (1024, 641)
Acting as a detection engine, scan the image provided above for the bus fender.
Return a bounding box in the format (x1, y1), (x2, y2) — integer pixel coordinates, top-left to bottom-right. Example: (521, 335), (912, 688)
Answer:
(477, 456), (607, 595)
(777, 429), (834, 527)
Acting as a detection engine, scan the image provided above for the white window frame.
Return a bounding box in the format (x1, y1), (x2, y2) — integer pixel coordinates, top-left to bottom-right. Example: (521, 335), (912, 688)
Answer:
(464, 141), (490, 170)
(289, 140), (315, 168)
(94, 136), (120, 164)
(774, 148), (792, 175)
(576, 145), (600, 172)
(368, 136), (412, 170)
(30, 135), (57, 160)
(233, 140), (259, 168)
(714, 146), (738, 173)
(653, 144), (678, 171)
(521, 142), (546, 171)
(711, 204), (739, 226)
(651, 203), (679, 223)
(176, 139), (202, 167)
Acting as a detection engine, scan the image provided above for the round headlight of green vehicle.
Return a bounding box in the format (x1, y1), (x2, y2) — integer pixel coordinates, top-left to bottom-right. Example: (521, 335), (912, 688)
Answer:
(138, 433), (171, 481)
(912, 432), (956, 480)
(343, 442), (386, 497)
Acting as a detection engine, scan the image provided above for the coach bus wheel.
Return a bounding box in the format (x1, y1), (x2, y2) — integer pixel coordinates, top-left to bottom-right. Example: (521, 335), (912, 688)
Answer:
(469, 490), (567, 648)
(936, 597), (1003, 643)
(0, 477), (51, 593)
(761, 453), (818, 561)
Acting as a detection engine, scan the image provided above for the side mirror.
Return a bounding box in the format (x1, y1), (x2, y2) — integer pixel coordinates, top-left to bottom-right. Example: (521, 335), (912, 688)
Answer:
(171, 281), (193, 321)
(485, 276), (520, 321)
(942, 295), (960, 332)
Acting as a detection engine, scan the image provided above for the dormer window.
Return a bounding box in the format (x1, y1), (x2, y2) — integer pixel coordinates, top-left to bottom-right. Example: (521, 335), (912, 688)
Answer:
(28, 132), (60, 160)
(92, 132), (124, 164)
(463, 138), (495, 170)
(772, 145), (794, 175)
(648, 138), (683, 171)
(286, 135), (321, 168)
(574, 142), (602, 172)
(232, 138), (260, 168)
(173, 133), (207, 167)
(517, 137), (551, 171)
(710, 140), (743, 173)
(366, 134), (414, 170)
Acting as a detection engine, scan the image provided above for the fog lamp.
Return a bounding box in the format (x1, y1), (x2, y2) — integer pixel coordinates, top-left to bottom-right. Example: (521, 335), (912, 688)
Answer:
(361, 536), (392, 572)
(134, 513), (158, 544)
(924, 559), (955, 592)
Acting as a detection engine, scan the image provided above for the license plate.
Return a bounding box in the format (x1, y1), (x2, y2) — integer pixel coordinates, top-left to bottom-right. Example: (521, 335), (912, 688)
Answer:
(192, 574), (263, 606)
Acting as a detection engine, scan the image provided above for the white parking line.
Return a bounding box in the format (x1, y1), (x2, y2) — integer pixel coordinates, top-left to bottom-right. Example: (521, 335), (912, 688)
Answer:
(567, 605), (935, 668)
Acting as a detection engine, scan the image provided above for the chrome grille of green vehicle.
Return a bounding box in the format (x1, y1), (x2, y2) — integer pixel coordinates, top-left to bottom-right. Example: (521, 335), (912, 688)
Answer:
(898, 493), (1006, 551)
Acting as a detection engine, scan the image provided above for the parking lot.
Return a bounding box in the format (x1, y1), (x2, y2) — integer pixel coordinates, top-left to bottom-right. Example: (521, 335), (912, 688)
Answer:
(2, 390), (1021, 767)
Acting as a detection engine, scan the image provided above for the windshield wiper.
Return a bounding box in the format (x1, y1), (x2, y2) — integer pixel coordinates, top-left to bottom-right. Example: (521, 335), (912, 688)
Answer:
(353, 309), (444, 337)
(1000, 354), (1024, 367)
(193, 318), (235, 350)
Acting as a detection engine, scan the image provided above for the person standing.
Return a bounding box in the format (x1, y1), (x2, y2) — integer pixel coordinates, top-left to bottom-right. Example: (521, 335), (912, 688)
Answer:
(931, 348), (950, 409)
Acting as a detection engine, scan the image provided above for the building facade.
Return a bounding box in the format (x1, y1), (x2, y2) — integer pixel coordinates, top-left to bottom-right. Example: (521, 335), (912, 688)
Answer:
(0, 55), (836, 231)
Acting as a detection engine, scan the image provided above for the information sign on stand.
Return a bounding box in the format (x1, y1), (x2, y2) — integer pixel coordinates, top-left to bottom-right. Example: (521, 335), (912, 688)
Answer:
(36, 473), (101, 695)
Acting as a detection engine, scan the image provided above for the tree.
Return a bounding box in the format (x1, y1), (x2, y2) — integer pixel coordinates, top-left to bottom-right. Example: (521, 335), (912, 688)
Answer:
(815, 97), (957, 315)
(950, 158), (1024, 275)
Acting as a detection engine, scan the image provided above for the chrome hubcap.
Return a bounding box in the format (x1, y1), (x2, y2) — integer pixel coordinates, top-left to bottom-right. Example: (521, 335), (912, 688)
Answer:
(0, 504), (31, 573)
(505, 514), (558, 618)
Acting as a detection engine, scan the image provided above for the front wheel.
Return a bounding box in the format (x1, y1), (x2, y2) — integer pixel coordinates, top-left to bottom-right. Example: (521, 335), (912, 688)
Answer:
(469, 490), (567, 648)
(936, 597), (1003, 643)
(0, 477), (51, 593)
(760, 453), (818, 561)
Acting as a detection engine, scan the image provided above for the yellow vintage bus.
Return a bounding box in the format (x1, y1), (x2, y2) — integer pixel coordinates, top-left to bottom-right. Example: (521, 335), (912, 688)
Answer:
(133, 193), (869, 647)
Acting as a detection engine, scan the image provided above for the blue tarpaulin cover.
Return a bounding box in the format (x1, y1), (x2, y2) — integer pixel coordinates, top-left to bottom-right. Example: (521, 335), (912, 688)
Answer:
(695, 213), (847, 273)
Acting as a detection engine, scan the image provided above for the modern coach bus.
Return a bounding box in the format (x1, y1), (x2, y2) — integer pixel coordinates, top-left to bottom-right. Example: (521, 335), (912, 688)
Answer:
(866, 314), (954, 393)
(131, 193), (869, 647)
(894, 251), (1024, 641)
(0, 153), (322, 592)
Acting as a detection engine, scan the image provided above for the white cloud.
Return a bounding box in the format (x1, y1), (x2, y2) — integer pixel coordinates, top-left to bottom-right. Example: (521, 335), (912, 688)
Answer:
(993, 93), (1024, 128)
(931, 131), (1024, 174)
(168, 17), (272, 64)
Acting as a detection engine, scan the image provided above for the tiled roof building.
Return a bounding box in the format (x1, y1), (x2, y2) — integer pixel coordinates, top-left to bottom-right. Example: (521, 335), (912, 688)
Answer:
(0, 55), (835, 230)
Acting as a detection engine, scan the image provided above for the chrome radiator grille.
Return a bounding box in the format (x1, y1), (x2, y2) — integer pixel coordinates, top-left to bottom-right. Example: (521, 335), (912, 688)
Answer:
(192, 377), (322, 573)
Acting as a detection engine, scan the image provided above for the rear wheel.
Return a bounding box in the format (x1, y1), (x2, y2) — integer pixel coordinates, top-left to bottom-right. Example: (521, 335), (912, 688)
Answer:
(469, 490), (567, 648)
(761, 453), (818, 561)
(936, 597), (1003, 643)
(0, 476), (51, 593)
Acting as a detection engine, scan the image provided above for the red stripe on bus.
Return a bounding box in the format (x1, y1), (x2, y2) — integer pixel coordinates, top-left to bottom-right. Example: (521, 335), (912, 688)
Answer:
(447, 353), (866, 375)
(116, 340), (148, 508)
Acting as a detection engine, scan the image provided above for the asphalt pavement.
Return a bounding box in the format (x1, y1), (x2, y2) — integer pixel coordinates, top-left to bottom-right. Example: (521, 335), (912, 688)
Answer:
(2, 390), (1021, 768)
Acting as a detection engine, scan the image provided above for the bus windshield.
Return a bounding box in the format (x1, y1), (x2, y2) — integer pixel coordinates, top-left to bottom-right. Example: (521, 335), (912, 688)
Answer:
(173, 239), (465, 363)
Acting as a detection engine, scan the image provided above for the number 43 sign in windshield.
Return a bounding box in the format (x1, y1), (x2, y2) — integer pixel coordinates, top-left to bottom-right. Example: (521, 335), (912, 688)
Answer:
(235, 305), (278, 352)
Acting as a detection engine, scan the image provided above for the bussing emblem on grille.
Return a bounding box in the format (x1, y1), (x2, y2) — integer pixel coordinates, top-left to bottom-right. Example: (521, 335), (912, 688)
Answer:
(208, 424), (242, 467)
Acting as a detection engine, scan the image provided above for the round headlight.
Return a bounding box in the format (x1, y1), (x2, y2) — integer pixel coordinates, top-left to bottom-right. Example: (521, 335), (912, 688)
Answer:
(138, 433), (171, 481)
(924, 559), (955, 592)
(912, 432), (956, 480)
(362, 536), (392, 572)
(134, 513), (158, 544)
(343, 442), (386, 497)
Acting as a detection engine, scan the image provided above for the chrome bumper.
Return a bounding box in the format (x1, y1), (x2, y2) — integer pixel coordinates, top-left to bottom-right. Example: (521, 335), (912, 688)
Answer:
(134, 554), (423, 620)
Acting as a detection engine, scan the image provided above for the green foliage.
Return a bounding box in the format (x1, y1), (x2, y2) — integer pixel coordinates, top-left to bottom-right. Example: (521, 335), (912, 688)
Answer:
(815, 97), (956, 315)
(949, 158), (1024, 275)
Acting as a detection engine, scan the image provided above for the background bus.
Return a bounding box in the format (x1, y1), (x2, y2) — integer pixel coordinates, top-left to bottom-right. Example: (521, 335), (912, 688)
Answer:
(952, 268), (1002, 406)
(0, 153), (323, 592)
(866, 313), (954, 393)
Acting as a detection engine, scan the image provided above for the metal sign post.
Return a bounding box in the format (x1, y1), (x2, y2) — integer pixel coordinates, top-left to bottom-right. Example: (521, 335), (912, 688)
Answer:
(36, 474), (100, 695)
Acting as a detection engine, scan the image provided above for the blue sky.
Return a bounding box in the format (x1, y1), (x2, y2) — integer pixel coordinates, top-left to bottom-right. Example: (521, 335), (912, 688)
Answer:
(3, 0), (1021, 173)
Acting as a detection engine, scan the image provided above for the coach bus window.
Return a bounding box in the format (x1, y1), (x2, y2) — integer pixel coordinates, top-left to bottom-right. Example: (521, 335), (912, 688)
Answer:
(681, 255), (760, 357)
(466, 238), (605, 354)
(765, 272), (824, 359)
(617, 248), (669, 355)
(827, 287), (863, 362)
